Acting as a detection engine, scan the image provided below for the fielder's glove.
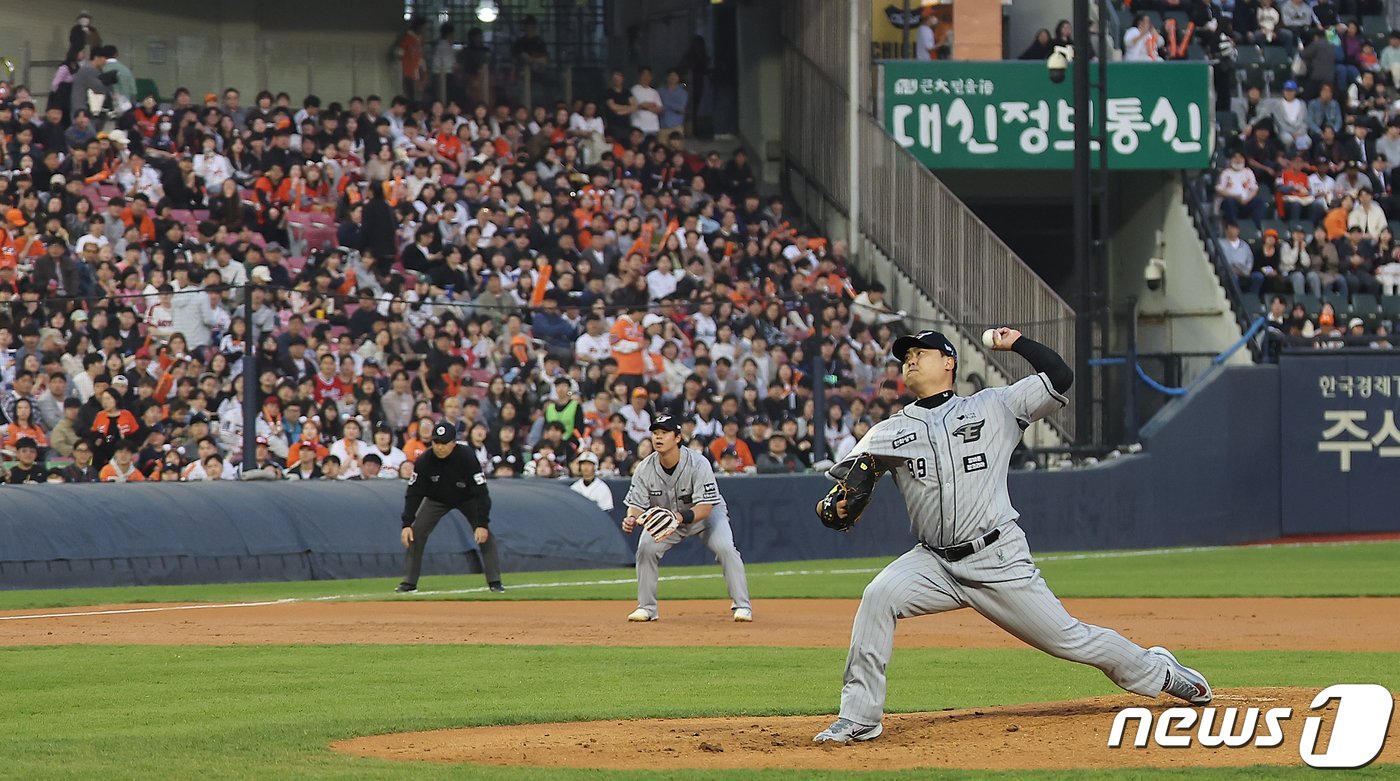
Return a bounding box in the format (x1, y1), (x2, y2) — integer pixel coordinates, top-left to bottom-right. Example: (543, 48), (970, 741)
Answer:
(638, 506), (681, 541)
(817, 453), (883, 532)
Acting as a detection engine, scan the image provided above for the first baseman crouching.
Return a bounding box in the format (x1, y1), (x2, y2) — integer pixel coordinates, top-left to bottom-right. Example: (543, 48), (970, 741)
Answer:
(812, 328), (1213, 745)
(622, 414), (752, 622)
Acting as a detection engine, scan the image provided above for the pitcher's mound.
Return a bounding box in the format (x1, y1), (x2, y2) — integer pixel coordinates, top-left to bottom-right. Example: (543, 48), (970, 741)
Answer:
(333, 687), (1398, 771)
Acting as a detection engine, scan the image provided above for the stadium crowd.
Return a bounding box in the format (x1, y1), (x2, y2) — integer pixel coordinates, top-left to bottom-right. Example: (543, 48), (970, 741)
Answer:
(1017, 1), (1400, 344)
(0, 13), (914, 485)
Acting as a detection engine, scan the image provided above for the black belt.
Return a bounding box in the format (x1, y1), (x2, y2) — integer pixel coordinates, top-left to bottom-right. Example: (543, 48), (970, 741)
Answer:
(921, 528), (1000, 563)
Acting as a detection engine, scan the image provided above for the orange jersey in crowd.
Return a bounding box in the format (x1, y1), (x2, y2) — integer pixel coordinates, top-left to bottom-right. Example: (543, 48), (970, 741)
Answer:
(609, 315), (646, 376)
(402, 437), (429, 463)
(99, 462), (147, 482)
(708, 436), (755, 468)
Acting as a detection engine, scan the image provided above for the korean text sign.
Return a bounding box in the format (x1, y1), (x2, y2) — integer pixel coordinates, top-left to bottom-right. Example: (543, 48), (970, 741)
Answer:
(882, 61), (1214, 170)
(1279, 354), (1400, 535)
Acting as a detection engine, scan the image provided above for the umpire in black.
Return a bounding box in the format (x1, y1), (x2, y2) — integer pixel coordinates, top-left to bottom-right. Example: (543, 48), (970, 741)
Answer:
(397, 421), (505, 593)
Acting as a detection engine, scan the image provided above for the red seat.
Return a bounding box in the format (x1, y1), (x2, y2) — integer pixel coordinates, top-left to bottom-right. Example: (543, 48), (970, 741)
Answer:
(302, 225), (338, 253)
(467, 367), (496, 385)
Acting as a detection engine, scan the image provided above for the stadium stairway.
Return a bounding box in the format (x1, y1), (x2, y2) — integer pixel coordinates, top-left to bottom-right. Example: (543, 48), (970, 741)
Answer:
(853, 235), (1065, 451)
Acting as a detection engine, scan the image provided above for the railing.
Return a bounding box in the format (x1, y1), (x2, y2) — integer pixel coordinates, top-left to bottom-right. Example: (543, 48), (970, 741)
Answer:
(780, 3), (1076, 439)
(1181, 171), (1255, 335)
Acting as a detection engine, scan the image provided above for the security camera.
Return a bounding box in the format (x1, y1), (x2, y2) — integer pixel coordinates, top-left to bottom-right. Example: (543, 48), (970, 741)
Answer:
(1047, 45), (1074, 84)
(1145, 258), (1167, 291)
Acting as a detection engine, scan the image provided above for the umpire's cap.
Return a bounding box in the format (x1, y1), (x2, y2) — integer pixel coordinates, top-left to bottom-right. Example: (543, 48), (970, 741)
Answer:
(431, 422), (456, 443)
(893, 330), (958, 362)
(649, 414), (681, 434)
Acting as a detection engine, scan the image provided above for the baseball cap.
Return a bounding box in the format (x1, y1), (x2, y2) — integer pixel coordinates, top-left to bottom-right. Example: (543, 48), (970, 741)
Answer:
(134, 346), (151, 359)
(1348, 317), (1365, 329)
(251, 266), (272, 282)
(720, 446), (739, 458)
(431, 422), (456, 443)
(15, 436), (37, 451)
(642, 313), (665, 328)
(255, 435), (269, 446)
(649, 414), (681, 433)
(71, 309), (89, 322)
(575, 451), (599, 465)
(892, 330), (958, 362)
(1283, 80), (1299, 91)
(110, 374), (129, 388)
(631, 387), (649, 399)
(264, 241), (285, 254)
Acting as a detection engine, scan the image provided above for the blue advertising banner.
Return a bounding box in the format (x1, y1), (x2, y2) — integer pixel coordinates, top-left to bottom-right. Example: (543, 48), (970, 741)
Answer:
(1279, 353), (1400, 535)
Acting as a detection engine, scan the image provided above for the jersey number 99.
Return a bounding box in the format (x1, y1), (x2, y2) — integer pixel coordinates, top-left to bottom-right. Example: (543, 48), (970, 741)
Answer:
(905, 458), (927, 479)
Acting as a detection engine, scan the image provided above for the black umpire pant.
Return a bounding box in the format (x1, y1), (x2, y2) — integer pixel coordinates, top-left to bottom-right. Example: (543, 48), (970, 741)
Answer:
(402, 497), (502, 587)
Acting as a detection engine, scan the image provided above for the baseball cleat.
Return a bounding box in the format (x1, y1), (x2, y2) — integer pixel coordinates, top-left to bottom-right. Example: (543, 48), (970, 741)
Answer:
(1152, 646), (1213, 705)
(394, 583), (417, 593)
(627, 608), (657, 622)
(732, 607), (753, 622)
(813, 718), (883, 744)
(488, 582), (506, 593)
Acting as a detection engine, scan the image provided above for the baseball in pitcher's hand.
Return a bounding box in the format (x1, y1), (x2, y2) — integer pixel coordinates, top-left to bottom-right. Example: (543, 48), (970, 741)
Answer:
(474, 526), (490, 544)
(987, 327), (1023, 350)
(400, 527), (414, 548)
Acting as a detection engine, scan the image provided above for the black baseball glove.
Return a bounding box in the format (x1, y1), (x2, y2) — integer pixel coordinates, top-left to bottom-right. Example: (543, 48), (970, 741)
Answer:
(817, 453), (883, 532)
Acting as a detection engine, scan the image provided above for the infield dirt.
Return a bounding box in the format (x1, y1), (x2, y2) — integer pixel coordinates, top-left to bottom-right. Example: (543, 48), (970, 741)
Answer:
(0, 597), (1394, 650)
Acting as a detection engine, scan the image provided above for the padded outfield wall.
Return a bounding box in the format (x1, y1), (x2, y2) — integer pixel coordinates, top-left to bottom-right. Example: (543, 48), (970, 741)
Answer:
(2, 356), (1394, 589)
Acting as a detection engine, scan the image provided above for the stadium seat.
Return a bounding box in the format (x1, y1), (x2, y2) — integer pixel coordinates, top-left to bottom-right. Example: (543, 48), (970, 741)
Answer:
(1323, 292), (1351, 316)
(1295, 293), (1322, 315)
(1237, 221), (1261, 242)
(1235, 45), (1265, 94)
(1380, 294), (1400, 321)
(1351, 294), (1382, 326)
(135, 77), (161, 102)
(1262, 218), (1288, 236)
(1361, 15), (1387, 36)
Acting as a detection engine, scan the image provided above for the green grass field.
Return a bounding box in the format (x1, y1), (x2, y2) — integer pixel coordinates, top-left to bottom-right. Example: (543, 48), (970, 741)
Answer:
(5, 540), (1397, 779)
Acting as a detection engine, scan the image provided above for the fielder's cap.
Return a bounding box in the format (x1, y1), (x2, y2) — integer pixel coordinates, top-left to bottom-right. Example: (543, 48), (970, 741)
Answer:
(431, 422), (456, 443)
(575, 451), (599, 465)
(649, 414), (681, 434)
(892, 329), (958, 362)
(1283, 80), (1299, 91)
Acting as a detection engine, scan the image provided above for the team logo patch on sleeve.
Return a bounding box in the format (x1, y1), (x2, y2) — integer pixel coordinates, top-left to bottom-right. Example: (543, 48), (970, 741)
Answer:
(963, 453), (987, 472)
(892, 431), (917, 449)
(701, 483), (720, 500)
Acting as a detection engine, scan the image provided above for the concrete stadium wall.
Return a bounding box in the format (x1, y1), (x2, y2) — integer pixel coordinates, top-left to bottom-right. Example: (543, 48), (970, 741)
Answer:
(4, 0), (400, 105)
(5, 359), (1395, 590)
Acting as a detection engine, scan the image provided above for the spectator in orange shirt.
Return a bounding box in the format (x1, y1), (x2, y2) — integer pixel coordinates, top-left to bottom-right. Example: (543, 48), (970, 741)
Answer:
(402, 417), (433, 463)
(99, 440), (147, 482)
(119, 195), (157, 243)
(610, 302), (649, 390)
(2, 398), (49, 453)
(708, 417), (755, 469)
(91, 389), (139, 466)
(396, 17), (428, 101)
(285, 419), (330, 467)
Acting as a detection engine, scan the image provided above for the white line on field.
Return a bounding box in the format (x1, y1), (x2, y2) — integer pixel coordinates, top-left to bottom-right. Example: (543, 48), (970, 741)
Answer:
(0, 599), (297, 621)
(0, 538), (1387, 621)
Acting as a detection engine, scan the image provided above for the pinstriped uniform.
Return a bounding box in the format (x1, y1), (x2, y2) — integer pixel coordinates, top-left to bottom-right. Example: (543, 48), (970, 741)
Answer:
(829, 372), (1169, 726)
(624, 447), (751, 617)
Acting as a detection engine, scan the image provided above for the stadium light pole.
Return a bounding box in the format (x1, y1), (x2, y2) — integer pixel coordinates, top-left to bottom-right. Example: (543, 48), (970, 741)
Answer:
(847, 0), (861, 269)
(1072, 0), (1093, 446)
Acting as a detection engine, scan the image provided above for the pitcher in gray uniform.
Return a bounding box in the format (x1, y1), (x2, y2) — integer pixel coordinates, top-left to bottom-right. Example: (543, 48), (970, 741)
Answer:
(622, 414), (753, 622)
(812, 328), (1213, 744)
